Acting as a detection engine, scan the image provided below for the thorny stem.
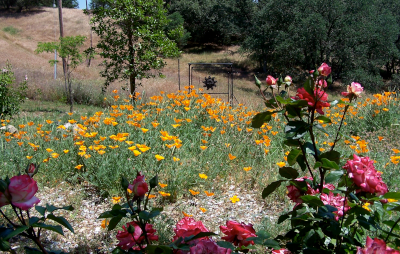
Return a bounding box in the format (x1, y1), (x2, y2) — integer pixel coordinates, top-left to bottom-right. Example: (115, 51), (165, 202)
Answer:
(330, 98), (353, 151)
(336, 180), (350, 252)
(0, 209), (17, 228)
(385, 216), (400, 242)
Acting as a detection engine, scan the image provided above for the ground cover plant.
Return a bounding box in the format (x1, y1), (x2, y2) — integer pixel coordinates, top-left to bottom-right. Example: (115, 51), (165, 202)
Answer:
(0, 63), (400, 253)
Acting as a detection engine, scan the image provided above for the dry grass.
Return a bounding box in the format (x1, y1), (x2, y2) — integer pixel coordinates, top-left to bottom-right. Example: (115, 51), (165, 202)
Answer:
(0, 7), (296, 108)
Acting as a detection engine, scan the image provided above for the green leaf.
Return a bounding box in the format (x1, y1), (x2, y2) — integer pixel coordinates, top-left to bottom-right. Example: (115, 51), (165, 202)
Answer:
(314, 162), (322, 168)
(121, 176), (129, 191)
(145, 245), (173, 254)
(149, 175), (158, 189)
(287, 149), (302, 166)
(216, 241), (235, 250)
(278, 214), (290, 224)
(303, 78), (314, 96)
(301, 195), (324, 207)
(320, 158), (339, 170)
(262, 181), (283, 199)
(284, 139), (299, 147)
(383, 192), (400, 200)
(28, 217), (41, 226)
(304, 142), (317, 155)
(288, 99), (309, 107)
(0, 239), (10, 251)
(251, 111), (274, 128)
(35, 206), (46, 216)
(263, 239), (281, 249)
(139, 211), (150, 221)
(319, 151), (341, 164)
(275, 95), (291, 104)
(254, 75), (261, 89)
(46, 204), (74, 213)
(285, 104), (301, 118)
(47, 214), (74, 233)
(31, 223), (64, 236)
(296, 155), (307, 171)
(315, 116), (331, 123)
(3, 225), (28, 240)
(279, 167), (299, 179)
(149, 207), (163, 219)
(111, 247), (128, 254)
(184, 232), (217, 243)
(313, 124), (330, 136)
(325, 170), (344, 183)
(108, 215), (123, 231)
(285, 121), (309, 140)
(24, 247), (46, 254)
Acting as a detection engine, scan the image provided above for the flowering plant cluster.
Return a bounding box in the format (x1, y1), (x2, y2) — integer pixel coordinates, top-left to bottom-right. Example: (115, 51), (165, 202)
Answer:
(98, 172), (281, 253)
(0, 163), (74, 254)
(253, 63), (400, 253)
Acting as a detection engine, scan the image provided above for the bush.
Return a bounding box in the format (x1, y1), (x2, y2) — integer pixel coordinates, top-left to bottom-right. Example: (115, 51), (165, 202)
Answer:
(0, 63), (27, 119)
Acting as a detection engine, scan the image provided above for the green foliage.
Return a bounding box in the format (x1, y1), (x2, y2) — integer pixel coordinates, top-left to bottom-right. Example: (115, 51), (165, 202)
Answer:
(86, 0), (180, 97)
(2, 26), (20, 35)
(169, 0), (253, 44)
(0, 63), (27, 119)
(36, 35), (86, 111)
(165, 12), (191, 49)
(240, 0), (400, 89)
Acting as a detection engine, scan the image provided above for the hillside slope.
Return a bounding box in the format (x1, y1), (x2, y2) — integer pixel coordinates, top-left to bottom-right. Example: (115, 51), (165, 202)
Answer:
(0, 7), (261, 106)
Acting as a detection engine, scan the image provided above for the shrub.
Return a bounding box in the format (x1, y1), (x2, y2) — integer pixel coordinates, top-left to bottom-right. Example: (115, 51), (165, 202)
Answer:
(0, 63), (27, 119)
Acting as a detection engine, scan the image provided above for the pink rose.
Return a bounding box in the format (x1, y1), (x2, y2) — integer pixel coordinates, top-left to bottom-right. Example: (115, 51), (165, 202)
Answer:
(190, 239), (232, 254)
(341, 82), (363, 98)
(8, 175), (40, 210)
(343, 154), (388, 195)
(128, 172), (148, 200)
(266, 75), (277, 88)
(357, 236), (400, 254)
(316, 79), (327, 88)
(220, 220), (257, 247)
(116, 221), (158, 250)
(320, 191), (350, 220)
(293, 88), (330, 115)
(173, 217), (209, 242)
(317, 63), (331, 76)
(272, 249), (292, 254)
(287, 177), (335, 208)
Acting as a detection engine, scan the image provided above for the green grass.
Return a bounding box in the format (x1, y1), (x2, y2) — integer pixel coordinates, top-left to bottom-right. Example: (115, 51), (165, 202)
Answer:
(2, 26), (20, 35)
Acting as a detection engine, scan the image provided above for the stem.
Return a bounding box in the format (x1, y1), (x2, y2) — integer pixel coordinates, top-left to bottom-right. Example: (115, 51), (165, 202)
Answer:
(336, 180), (350, 253)
(0, 209), (17, 228)
(330, 101), (352, 151)
(30, 235), (48, 254)
(385, 216), (400, 242)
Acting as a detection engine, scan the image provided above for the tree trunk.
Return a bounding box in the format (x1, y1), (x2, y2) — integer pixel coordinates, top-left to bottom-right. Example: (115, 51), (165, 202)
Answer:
(58, 0), (71, 112)
(127, 20), (136, 101)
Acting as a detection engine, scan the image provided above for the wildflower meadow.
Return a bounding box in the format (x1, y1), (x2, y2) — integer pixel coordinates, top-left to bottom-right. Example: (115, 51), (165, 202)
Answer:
(0, 63), (400, 253)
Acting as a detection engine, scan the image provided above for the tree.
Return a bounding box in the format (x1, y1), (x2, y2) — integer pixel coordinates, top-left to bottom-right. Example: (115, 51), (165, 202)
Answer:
(36, 36), (86, 112)
(86, 0), (180, 99)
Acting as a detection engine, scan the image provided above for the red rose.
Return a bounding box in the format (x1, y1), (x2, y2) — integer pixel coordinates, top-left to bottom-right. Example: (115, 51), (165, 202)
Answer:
(317, 63), (331, 76)
(173, 217), (209, 242)
(128, 172), (148, 200)
(357, 236), (400, 254)
(294, 87), (330, 115)
(190, 239), (232, 254)
(220, 220), (257, 247)
(116, 221), (158, 250)
(8, 175), (40, 210)
(266, 75), (277, 88)
(343, 154), (388, 195)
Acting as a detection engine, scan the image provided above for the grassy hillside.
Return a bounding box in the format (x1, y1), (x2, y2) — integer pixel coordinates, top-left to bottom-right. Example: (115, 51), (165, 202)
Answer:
(0, 7), (267, 107)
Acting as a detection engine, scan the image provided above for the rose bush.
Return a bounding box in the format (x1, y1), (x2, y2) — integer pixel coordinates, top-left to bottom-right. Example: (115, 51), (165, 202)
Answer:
(116, 221), (158, 250)
(220, 220), (257, 247)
